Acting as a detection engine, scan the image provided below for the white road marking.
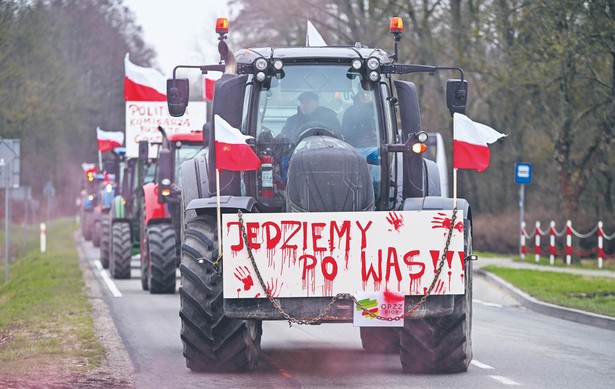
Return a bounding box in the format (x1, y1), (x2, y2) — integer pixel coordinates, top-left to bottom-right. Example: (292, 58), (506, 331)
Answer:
(489, 375), (521, 386)
(473, 299), (504, 308)
(94, 260), (123, 297)
(471, 360), (495, 369)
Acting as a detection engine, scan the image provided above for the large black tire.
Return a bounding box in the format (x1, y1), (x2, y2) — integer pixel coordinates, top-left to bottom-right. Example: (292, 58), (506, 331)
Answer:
(179, 215), (262, 372)
(147, 223), (177, 294)
(140, 254), (149, 291)
(109, 222), (132, 279)
(82, 211), (94, 241)
(92, 220), (101, 247)
(140, 206), (149, 291)
(360, 327), (400, 354)
(100, 215), (110, 269)
(399, 221), (473, 374)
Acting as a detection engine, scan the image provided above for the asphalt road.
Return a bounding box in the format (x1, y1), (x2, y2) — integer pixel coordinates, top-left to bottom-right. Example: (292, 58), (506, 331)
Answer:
(79, 239), (615, 388)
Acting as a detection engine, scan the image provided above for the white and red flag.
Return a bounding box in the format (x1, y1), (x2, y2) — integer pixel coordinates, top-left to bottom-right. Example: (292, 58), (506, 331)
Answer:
(214, 115), (261, 171)
(204, 72), (222, 101)
(453, 113), (506, 172)
(97, 127), (124, 152)
(124, 53), (166, 101)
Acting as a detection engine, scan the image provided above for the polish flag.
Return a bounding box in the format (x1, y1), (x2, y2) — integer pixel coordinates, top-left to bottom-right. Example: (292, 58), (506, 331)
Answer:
(204, 72), (222, 101)
(124, 53), (166, 101)
(453, 113), (506, 172)
(214, 115), (261, 171)
(97, 127), (124, 152)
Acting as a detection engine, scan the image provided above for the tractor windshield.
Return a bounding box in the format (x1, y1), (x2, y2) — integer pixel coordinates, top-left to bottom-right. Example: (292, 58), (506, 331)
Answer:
(255, 64), (380, 148)
(254, 64), (382, 203)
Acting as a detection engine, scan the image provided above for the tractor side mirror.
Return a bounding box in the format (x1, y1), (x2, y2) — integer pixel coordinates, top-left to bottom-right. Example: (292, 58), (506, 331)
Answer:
(167, 78), (190, 117)
(446, 79), (468, 116)
(138, 140), (149, 162)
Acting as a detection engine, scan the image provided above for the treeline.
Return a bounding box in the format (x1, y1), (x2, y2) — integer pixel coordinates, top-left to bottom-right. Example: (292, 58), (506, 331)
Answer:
(1, 0), (614, 253)
(228, 0), (615, 252)
(0, 0), (153, 215)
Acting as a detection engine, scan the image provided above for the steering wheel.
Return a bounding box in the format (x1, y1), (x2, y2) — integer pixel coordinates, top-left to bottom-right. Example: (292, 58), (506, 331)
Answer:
(296, 122), (339, 143)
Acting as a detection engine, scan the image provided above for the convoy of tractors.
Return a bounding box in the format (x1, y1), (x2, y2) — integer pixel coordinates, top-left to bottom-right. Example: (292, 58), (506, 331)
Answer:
(80, 17), (476, 374)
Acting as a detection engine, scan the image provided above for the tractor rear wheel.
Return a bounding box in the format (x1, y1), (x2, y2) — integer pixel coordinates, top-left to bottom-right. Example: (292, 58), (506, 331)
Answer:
(399, 221), (473, 374)
(179, 215), (262, 372)
(109, 222), (131, 279)
(360, 327), (400, 354)
(82, 211), (94, 241)
(92, 220), (101, 247)
(100, 215), (110, 269)
(147, 223), (177, 294)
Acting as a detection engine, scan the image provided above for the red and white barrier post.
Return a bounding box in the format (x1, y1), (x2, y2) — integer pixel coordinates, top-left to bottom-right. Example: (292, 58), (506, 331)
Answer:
(549, 221), (556, 265)
(598, 221), (604, 269)
(535, 221), (541, 263)
(40, 223), (46, 253)
(520, 221), (527, 260)
(565, 220), (572, 265)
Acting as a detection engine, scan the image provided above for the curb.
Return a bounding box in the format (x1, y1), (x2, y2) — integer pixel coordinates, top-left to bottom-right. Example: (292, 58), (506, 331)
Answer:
(475, 269), (615, 331)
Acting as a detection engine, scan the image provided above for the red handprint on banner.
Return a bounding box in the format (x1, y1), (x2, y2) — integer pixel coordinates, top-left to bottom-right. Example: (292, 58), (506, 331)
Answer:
(386, 211), (405, 232)
(431, 212), (464, 235)
(434, 279), (447, 294)
(234, 266), (254, 291)
(254, 278), (284, 298)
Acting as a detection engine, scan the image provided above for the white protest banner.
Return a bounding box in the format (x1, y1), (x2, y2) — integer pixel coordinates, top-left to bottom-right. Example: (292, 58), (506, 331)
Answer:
(222, 210), (465, 299)
(125, 101), (206, 158)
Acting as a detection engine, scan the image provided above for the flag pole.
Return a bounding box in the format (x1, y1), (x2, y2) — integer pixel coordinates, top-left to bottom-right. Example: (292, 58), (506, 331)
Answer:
(216, 168), (222, 257)
(98, 150), (102, 171)
(453, 168), (458, 209)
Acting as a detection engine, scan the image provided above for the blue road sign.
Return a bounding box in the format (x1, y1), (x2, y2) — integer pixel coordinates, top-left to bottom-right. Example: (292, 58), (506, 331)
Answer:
(515, 162), (532, 184)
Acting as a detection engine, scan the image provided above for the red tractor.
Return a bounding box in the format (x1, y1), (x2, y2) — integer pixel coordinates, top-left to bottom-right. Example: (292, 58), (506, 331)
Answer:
(140, 127), (205, 294)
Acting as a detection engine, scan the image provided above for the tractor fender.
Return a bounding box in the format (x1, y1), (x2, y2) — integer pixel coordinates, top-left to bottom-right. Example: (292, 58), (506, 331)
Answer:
(423, 159), (442, 197)
(143, 182), (170, 225)
(180, 153), (210, 222)
(186, 196), (257, 217)
(402, 196), (472, 224)
(110, 196), (127, 221)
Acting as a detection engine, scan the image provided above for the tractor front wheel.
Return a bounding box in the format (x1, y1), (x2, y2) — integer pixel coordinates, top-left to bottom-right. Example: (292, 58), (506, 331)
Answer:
(147, 223), (177, 294)
(109, 222), (131, 279)
(179, 215), (262, 372)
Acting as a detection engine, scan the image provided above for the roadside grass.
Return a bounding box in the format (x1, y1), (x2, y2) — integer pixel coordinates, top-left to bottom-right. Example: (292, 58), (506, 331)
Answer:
(475, 251), (615, 271)
(0, 218), (103, 377)
(483, 265), (615, 317)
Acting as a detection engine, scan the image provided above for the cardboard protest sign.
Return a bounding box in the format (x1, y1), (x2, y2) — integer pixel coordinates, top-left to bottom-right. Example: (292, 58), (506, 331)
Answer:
(125, 101), (206, 158)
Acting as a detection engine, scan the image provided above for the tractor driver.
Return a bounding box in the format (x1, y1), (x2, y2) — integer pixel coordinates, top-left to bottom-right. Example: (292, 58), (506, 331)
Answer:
(340, 80), (378, 148)
(279, 91), (341, 143)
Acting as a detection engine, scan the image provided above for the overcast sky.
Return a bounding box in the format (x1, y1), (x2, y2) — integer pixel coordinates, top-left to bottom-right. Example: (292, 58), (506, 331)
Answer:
(123, 0), (231, 77)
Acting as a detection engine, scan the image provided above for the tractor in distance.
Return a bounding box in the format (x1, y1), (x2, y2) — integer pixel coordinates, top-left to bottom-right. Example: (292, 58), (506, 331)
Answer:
(139, 126), (205, 293)
(107, 141), (154, 279)
(79, 163), (101, 242)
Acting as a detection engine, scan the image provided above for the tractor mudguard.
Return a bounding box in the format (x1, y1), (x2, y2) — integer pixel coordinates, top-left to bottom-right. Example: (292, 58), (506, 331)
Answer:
(423, 159), (442, 197)
(143, 182), (170, 225)
(110, 196), (127, 221)
(186, 196), (256, 216)
(180, 154), (209, 203)
(402, 196), (471, 222)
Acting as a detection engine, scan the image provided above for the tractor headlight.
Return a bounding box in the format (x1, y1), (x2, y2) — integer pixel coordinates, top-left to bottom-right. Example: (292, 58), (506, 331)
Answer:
(366, 57), (380, 70)
(255, 57), (268, 71)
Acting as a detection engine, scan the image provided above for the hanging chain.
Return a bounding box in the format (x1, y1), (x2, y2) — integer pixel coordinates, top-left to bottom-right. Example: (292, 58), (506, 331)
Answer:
(235, 207), (458, 325)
